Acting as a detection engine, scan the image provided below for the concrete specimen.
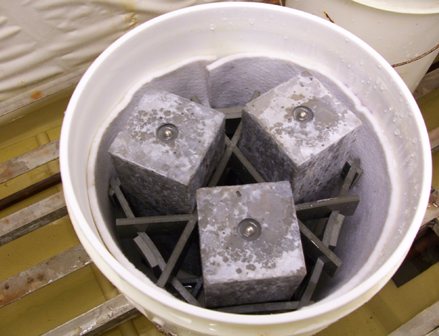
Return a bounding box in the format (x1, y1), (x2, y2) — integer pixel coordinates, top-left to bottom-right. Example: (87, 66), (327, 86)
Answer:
(238, 72), (362, 202)
(109, 90), (225, 215)
(196, 181), (306, 307)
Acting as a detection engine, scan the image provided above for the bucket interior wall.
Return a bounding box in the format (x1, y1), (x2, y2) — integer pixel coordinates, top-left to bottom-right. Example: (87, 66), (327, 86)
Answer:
(61, 4), (430, 334)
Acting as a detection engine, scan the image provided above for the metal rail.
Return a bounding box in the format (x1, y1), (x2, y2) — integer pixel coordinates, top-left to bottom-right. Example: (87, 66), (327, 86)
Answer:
(0, 141), (139, 334)
(0, 190), (66, 245)
(41, 294), (139, 336)
(0, 245), (91, 308)
(0, 140), (59, 184)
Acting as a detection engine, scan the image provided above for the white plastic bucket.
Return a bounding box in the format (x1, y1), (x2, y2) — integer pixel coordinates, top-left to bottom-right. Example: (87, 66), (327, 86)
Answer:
(285, 0), (439, 92)
(60, 3), (431, 336)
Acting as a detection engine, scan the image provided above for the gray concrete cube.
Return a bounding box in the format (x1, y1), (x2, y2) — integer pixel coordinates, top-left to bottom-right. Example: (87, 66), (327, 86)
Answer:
(238, 72), (362, 202)
(196, 181), (306, 308)
(109, 90), (225, 215)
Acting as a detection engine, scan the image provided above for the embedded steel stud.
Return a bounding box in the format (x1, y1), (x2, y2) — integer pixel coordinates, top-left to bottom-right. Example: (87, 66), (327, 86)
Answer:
(156, 123), (179, 142)
(238, 218), (262, 241)
(293, 106), (314, 122)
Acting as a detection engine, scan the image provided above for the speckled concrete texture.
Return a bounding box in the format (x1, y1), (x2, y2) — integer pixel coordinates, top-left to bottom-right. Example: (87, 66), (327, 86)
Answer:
(239, 72), (362, 202)
(196, 182), (306, 307)
(109, 90), (225, 215)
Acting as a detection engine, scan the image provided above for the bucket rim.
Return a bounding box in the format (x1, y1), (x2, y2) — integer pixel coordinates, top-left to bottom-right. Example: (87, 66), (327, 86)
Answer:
(60, 1), (432, 328)
(352, 0), (439, 14)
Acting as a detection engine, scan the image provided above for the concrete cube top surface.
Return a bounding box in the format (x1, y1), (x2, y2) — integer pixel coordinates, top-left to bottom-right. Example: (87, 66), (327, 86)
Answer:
(244, 72), (362, 166)
(109, 90), (225, 186)
(197, 181), (306, 285)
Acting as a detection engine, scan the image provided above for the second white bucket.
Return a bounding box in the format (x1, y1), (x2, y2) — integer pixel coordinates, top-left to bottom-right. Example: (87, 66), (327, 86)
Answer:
(60, 3), (431, 336)
(285, 0), (439, 92)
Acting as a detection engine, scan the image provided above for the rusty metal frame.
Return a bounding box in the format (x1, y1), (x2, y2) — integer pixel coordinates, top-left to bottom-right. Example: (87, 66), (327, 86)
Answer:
(0, 191), (66, 245)
(0, 141), (140, 334)
(41, 294), (139, 336)
(0, 245), (92, 308)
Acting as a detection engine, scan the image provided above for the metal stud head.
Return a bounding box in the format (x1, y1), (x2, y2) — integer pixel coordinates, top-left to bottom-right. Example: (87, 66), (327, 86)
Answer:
(157, 123), (178, 142)
(238, 218), (262, 241)
(293, 106), (314, 122)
